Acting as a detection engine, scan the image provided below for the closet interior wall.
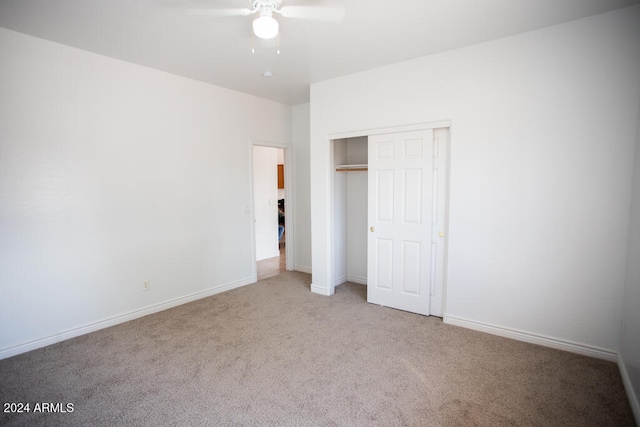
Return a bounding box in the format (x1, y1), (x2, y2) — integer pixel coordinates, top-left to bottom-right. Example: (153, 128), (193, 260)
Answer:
(332, 136), (368, 287)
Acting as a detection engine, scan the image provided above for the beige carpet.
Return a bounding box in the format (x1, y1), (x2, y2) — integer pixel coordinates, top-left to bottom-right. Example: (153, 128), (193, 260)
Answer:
(0, 271), (635, 426)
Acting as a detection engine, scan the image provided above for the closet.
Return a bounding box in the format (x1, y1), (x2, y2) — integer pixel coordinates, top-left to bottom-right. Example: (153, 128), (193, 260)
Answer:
(330, 128), (449, 317)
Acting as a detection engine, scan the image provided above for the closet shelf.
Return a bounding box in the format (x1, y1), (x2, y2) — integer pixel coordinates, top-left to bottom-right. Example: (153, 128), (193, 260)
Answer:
(336, 164), (368, 172)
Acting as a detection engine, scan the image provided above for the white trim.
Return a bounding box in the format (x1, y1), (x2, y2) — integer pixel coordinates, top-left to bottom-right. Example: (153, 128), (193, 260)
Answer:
(328, 120), (451, 140)
(619, 353), (640, 423)
(250, 138), (291, 150)
(256, 250), (281, 262)
(444, 314), (617, 362)
(311, 283), (333, 296)
(282, 144), (294, 271)
(327, 134), (337, 296)
(0, 277), (255, 360)
(295, 265), (312, 274)
(347, 275), (367, 285)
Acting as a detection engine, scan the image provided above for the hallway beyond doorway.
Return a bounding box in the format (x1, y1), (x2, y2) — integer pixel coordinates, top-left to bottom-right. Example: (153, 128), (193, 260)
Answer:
(257, 246), (286, 281)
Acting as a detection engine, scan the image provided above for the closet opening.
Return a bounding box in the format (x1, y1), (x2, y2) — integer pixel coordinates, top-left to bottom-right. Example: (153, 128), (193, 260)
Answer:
(331, 136), (368, 295)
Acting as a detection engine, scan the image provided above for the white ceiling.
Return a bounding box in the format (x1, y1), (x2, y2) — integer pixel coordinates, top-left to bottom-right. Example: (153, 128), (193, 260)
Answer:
(0, 0), (637, 105)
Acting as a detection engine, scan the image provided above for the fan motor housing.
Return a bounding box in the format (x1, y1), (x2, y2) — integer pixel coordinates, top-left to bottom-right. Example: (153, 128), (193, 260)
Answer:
(252, 0), (281, 13)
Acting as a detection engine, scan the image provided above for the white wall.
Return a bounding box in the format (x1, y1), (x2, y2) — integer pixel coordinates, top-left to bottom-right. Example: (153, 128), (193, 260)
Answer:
(0, 28), (291, 356)
(253, 146), (280, 261)
(346, 137), (368, 284)
(310, 6), (640, 355)
(292, 103), (311, 273)
(620, 102), (640, 419)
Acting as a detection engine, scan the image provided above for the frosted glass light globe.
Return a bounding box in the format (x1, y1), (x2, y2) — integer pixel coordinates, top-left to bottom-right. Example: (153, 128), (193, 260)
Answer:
(253, 15), (279, 39)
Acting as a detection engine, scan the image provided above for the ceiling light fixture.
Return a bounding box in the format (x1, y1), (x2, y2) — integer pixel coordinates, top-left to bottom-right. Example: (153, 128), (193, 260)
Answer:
(253, 11), (279, 39)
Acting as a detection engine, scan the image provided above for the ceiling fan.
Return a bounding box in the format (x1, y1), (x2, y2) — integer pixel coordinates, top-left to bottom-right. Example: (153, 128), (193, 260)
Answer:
(189, 0), (345, 40)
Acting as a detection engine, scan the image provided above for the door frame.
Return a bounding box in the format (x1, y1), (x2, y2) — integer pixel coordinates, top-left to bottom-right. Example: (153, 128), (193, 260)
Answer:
(326, 120), (451, 309)
(250, 139), (294, 280)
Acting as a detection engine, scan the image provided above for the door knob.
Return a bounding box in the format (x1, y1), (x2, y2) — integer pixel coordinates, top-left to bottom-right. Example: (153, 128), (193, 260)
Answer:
(370, 226), (375, 232)
(438, 231), (445, 237)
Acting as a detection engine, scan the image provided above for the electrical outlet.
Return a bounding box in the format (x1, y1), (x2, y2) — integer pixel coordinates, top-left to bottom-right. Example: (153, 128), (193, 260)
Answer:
(142, 280), (150, 291)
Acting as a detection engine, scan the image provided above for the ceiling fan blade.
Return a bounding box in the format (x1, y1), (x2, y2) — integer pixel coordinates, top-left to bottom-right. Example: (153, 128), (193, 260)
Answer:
(186, 8), (253, 17)
(279, 5), (345, 23)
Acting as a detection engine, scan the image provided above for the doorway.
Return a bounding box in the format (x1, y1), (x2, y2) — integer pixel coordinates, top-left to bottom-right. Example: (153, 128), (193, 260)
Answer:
(252, 143), (291, 280)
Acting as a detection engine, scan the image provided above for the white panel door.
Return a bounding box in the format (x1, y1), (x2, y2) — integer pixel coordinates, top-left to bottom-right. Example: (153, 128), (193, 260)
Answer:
(367, 129), (434, 315)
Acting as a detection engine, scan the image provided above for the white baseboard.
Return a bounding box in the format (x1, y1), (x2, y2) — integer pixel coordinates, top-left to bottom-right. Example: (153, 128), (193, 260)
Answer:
(294, 265), (312, 274)
(619, 353), (640, 424)
(256, 251), (280, 261)
(347, 275), (367, 285)
(311, 283), (333, 296)
(0, 276), (255, 360)
(443, 314), (617, 362)
(332, 275), (367, 286)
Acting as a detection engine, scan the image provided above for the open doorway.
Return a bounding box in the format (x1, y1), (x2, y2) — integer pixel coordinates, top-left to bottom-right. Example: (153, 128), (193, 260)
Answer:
(252, 145), (288, 280)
